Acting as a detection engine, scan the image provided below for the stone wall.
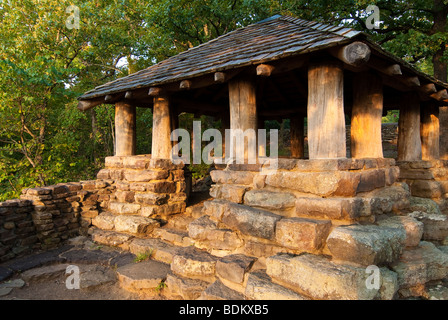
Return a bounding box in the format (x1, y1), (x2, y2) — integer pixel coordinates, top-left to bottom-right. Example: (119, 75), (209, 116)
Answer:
(0, 181), (114, 262)
(200, 158), (408, 260)
(398, 160), (448, 214)
(96, 155), (190, 220)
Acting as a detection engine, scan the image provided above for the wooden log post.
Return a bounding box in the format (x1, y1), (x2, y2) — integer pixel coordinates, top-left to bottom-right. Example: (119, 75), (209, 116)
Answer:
(115, 101), (136, 156)
(307, 60), (346, 159)
(350, 72), (384, 158)
(440, 106), (448, 160)
(152, 95), (172, 159)
(421, 102), (440, 160)
(397, 92), (422, 161)
(228, 77), (258, 162)
(290, 113), (305, 158)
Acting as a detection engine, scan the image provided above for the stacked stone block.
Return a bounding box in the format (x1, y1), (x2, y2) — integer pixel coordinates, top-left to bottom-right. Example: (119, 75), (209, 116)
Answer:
(398, 160), (448, 213)
(91, 156), (190, 241)
(184, 157), (448, 299)
(0, 199), (36, 262)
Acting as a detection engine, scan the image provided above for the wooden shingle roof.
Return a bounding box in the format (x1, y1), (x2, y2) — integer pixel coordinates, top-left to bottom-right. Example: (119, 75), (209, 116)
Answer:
(79, 15), (365, 100)
(79, 15), (448, 102)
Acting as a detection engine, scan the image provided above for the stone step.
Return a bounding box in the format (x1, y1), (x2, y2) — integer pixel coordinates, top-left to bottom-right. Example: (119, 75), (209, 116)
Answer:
(390, 241), (448, 297)
(92, 212), (160, 236)
(326, 223), (406, 266)
(244, 270), (308, 300)
(165, 272), (210, 300)
(89, 228), (134, 251)
(198, 279), (245, 300)
(186, 203), (205, 219)
(188, 215), (243, 251)
(154, 227), (194, 246)
(266, 253), (398, 300)
(129, 238), (182, 264)
(116, 259), (171, 292)
(166, 214), (195, 231)
(170, 246), (218, 283)
(408, 211), (448, 242)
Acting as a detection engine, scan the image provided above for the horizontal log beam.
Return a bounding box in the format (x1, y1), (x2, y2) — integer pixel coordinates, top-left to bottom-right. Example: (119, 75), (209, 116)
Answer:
(419, 83), (437, 95)
(400, 76), (420, 88)
(148, 87), (163, 96)
(329, 41), (371, 67)
(431, 89), (448, 101)
(77, 99), (104, 111)
(179, 80), (192, 90)
(256, 64), (275, 77)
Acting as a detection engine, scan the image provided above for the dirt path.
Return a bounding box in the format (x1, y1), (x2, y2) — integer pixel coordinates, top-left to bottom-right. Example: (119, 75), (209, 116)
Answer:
(0, 236), (164, 300)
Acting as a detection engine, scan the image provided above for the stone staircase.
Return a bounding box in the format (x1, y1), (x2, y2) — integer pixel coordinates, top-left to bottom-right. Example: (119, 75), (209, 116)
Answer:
(87, 193), (448, 300)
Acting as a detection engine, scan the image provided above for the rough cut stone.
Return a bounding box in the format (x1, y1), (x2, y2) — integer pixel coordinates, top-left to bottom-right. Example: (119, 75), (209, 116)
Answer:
(165, 272), (210, 300)
(117, 260), (170, 290)
(216, 254), (257, 284)
(129, 238), (180, 264)
(275, 217), (331, 252)
(221, 203), (282, 240)
(109, 202), (141, 215)
(134, 193), (168, 205)
(146, 181), (177, 193)
(265, 171), (360, 197)
(410, 180), (442, 198)
(124, 170), (169, 182)
(210, 170), (255, 185)
(391, 241), (448, 289)
(154, 228), (192, 246)
(171, 247), (218, 282)
(377, 216), (423, 247)
(408, 211), (448, 241)
(202, 200), (230, 221)
(244, 271), (308, 300)
(356, 169), (386, 193)
(409, 197), (442, 215)
(243, 190), (296, 210)
(266, 253), (398, 300)
(92, 212), (116, 231)
(188, 216), (242, 251)
(140, 202), (186, 218)
(198, 280), (245, 300)
(114, 215), (159, 235)
(295, 197), (366, 220)
(114, 191), (135, 203)
(326, 224), (406, 266)
(209, 184), (249, 203)
(90, 229), (134, 249)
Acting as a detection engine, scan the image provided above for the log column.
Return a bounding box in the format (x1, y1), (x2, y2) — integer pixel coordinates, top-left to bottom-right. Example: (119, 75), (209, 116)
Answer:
(421, 102), (440, 160)
(115, 101), (136, 156)
(228, 77), (257, 162)
(307, 60), (346, 159)
(152, 95), (172, 159)
(290, 113), (305, 158)
(350, 72), (384, 158)
(397, 92), (422, 161)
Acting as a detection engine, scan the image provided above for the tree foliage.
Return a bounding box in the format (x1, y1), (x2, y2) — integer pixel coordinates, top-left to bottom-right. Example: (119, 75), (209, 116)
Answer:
(0, 0), (446, 200)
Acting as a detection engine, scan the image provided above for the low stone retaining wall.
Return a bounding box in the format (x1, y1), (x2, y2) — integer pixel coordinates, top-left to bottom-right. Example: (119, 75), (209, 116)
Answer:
(0, 181), (114, 262)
